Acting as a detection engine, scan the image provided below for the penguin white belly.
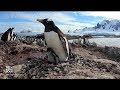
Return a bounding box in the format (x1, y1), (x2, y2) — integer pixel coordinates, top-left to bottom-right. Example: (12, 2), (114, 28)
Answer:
(44, 31), (67, 61)
(10, 31), (14, 41)
(7, 33), (11, 41)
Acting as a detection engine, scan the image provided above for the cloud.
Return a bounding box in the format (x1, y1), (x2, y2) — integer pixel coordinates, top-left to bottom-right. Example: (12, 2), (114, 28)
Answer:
(9, 11), (95, 26)
(9, 12), (77, 23)
(0, 22), (44, 33)
(0, 21), (94, 33)
(57, 22), (94, 33)
(0, 11), (95, 33)
(80, 11), (120, 20)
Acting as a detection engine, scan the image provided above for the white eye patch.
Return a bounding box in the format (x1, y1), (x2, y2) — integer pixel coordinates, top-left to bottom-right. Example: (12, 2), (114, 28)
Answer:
(47, 18), (52, 21)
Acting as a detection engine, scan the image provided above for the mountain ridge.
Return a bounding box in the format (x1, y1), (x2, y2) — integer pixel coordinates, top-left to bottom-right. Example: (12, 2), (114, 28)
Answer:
(68, 19), (120, 36)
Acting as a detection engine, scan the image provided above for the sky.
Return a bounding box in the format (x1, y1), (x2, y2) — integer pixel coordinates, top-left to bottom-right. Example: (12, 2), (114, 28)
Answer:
(0, 11), (120, 33)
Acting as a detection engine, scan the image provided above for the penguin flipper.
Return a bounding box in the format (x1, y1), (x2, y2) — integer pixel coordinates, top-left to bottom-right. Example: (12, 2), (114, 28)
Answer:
(59, 36), (69, 58)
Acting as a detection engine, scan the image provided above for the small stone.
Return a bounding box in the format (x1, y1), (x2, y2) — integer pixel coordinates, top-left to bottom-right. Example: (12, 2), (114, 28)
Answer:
(0, 73), (7, 79)
(102, 69), (107, 72)
(12, 64), (25, 73)
(0, 59), (3, 64)
(89, 52), (93, 55)
(77, 60), (81, 64)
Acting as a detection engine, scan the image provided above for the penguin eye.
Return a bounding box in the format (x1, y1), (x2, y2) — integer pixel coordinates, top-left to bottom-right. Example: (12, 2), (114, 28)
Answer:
(49, 21), (54, 24)
(44, 19), (48, 22)
(46, 21), (49, 23)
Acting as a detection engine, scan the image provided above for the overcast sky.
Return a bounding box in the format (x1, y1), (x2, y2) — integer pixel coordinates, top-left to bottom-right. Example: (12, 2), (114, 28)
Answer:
(0, 11), (120, 33)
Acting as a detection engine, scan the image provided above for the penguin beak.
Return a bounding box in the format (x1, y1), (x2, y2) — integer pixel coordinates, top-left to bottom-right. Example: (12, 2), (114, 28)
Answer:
(37, 19), (44, 23)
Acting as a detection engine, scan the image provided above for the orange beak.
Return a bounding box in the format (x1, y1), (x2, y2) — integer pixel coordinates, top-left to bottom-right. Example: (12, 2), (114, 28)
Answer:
(37, 19), (44, 23)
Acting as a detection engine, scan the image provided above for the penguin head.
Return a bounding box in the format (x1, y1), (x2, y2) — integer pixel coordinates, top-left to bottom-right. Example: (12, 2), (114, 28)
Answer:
(8, 27), (14, 31)
(37, 18), (55, 26)
(11, 27), (14, 30)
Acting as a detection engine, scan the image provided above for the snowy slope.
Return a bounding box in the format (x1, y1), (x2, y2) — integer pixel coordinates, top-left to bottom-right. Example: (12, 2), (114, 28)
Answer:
(68, 19), (120, 36)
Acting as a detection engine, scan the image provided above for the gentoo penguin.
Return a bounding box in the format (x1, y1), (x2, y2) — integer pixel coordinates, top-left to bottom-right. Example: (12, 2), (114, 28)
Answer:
(1, 27), (15, 42)
(12, 32), (17, 41)
(82, 35), (90, 45)
(37, 18), (71, 63)
(10, 32), (17, 41)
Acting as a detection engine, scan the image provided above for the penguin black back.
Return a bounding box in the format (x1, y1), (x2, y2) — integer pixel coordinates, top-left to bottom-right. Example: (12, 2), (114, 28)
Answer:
(1, 27), (14, 42)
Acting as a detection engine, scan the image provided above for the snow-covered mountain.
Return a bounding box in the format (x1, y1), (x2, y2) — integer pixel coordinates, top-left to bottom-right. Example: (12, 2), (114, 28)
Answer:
(68, 19), (120, 36)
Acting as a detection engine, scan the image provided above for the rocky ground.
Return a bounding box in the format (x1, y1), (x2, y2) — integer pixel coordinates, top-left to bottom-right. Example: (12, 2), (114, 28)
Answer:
(0, 37), (120, 79)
